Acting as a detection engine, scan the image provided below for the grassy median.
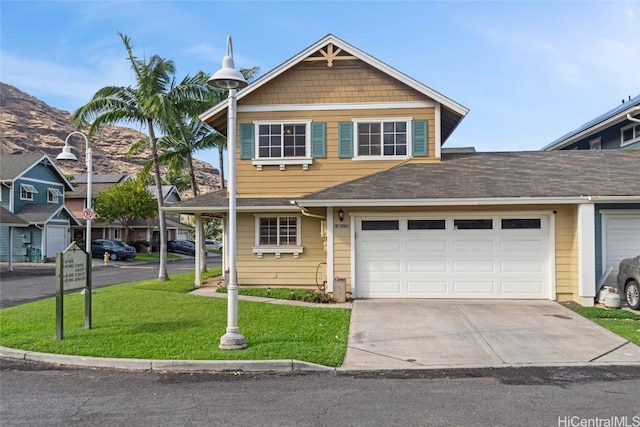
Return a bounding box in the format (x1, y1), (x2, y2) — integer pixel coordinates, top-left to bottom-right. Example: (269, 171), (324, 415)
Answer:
(0, 270), (351, 367)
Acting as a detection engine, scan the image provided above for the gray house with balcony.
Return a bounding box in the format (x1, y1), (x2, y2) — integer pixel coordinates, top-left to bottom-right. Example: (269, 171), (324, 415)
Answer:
(0, 153), (79, 263)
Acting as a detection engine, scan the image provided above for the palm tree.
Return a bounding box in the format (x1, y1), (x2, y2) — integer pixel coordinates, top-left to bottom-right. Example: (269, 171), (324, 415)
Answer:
(73, 33), (208, 281)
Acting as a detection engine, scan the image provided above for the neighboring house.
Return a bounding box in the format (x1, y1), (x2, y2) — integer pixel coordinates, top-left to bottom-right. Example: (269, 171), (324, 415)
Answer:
(65, 174), (191, 245)
(164, 34), (640, 306)
(542, 94), (640, 151)
(0, 153), (80, 262)
(542, 95), (640, 289)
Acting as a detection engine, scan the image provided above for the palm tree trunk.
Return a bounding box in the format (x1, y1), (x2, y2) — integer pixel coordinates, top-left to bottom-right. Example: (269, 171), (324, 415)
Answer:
(148, 120), (169, 281)
(218, 145), (225, 190)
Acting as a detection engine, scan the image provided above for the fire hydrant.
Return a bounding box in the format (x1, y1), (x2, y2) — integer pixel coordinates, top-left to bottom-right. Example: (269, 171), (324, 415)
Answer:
(103, 252), (110, 265)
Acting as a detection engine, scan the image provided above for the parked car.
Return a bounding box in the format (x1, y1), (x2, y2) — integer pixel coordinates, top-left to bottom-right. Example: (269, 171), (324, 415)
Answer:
(617, 255), (640, 310)
(167, 240), (196, 256)
(205, 239), (223, 250)
(91, 239), (137, 261)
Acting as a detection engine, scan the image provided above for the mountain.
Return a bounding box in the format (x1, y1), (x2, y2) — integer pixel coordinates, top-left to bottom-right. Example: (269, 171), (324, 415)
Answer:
(0, 82), (222, 196)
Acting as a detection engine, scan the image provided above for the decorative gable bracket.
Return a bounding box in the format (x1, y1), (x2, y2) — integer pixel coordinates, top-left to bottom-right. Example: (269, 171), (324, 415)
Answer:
(303, 43), (357, 68)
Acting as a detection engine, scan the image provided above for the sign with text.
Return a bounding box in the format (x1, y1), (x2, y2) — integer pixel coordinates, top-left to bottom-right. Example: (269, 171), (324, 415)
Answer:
(56, 241), (92, 340)
(62, 243), (88, 290)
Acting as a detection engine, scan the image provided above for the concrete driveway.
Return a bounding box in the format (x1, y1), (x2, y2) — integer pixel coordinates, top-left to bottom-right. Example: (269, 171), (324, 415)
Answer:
(341, 300), (640, 370)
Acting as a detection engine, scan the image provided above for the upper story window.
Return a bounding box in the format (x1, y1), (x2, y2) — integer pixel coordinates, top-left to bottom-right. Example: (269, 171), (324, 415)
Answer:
(621, 122), (640, 147)
(355, 118), (410, 159)
(20, 184), (38, 201)
(338, 118), (427, 160)
(258, 123), (308, 158)
(48, 188), (63, 203)
(589, 138), (601, 150)
(243, 121), (322, 171)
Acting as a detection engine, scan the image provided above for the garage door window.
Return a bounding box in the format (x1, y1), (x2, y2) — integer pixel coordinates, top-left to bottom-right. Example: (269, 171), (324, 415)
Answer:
(362, 220), (399, 230)
(454, 219), (493, 230)
(408, 220), (446, 230)
(501, 219), (541, 229)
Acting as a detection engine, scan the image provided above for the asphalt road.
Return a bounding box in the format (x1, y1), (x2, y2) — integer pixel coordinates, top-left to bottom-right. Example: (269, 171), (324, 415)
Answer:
(1, 360), (639, 426)
(0, 256), (221, 309)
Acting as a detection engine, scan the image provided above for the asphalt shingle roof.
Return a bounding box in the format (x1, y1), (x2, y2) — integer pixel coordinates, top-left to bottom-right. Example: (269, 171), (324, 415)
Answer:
(167, 189), (293, 212)
(300, 150), (640, 202)
(0, 206), (29, 227)
(0, 153), (48, 180)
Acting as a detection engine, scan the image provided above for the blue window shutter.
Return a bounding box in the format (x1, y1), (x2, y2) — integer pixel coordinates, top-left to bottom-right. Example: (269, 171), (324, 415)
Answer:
(412, 120), (428, 157)
(239, 123), (255, 160)
(310, 122), (326, 158)
(338, 122), (353, 158)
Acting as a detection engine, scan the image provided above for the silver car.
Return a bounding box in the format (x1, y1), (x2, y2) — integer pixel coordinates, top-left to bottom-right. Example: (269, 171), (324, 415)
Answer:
(617, 255), (640, 310)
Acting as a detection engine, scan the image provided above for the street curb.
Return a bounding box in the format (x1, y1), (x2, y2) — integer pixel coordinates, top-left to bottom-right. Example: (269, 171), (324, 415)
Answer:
(0, 346), (334, 372)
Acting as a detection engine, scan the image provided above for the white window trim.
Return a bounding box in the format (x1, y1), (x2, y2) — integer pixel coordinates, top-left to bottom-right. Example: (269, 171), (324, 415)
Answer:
(48, 188), (63, 203)
(352, 117), (413, 160)
(253, 120), (313, 171)
(20, 184), (38, 201)
(589, 137), (601, 150)
(620, 122), (640, 147)
(252, 214), (303, 259)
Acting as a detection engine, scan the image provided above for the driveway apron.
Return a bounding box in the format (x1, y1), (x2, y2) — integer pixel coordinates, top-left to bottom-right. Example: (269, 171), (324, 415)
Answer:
(341, 300), (640, 370)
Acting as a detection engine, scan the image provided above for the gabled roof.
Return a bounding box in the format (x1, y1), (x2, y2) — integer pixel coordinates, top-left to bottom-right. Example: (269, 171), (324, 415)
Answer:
(200, 34), (468, 143)
(0, 153), (74, 191)
(296, 150), (640, 205)
(16, 204), (81, 226)
(542, 94), (640, 151)
(0, 206), (29, 227)
(146, 185), (182, 203)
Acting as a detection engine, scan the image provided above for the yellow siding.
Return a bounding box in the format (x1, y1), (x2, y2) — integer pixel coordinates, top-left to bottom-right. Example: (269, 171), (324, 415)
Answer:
(235, 212), (327, 287)
(236, 108), (436, 197)
(242, 61), (425, 105)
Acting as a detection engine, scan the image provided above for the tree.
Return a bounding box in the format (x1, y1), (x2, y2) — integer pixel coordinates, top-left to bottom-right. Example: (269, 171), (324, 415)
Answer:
(93, 180), (157, 243)
(73, 33), (209, 281)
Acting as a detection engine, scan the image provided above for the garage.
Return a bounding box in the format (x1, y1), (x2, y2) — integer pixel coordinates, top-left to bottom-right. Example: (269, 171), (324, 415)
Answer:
(602, 211), (640, 281)
(355, 214), (551, 299)
(46, 225), (68, 258)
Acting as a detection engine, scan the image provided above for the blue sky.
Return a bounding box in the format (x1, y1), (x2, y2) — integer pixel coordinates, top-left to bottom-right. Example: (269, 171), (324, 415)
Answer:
(2, 0), (639, 169)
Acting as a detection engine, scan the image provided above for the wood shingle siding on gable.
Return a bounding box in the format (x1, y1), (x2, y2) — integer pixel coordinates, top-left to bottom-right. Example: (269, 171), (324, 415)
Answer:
(241, 61), (426, 105)
(235, 108), (436, 197)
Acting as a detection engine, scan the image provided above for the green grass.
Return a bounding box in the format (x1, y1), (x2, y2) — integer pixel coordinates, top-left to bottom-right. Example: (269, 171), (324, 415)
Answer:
(573, 307), (640, 346)
(132, 253), (182, 262)
(0, 270), (351, 367)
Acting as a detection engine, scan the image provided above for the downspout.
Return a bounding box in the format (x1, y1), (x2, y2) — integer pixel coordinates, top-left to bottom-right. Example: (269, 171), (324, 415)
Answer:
(627, 106), (640, 123)
(291, 201), (326, 220)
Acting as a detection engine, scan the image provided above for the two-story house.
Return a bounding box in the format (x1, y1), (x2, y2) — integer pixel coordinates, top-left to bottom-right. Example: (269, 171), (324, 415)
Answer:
(542, 94), (640, 151)
(0, 153), (79, 263)
(165, 34), (640, 306)
(542, 95), (640, 290)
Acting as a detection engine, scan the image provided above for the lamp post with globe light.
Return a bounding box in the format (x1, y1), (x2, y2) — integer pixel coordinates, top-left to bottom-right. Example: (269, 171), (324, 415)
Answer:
(57, 130), (93, 328)
(207, 37), (249, 350)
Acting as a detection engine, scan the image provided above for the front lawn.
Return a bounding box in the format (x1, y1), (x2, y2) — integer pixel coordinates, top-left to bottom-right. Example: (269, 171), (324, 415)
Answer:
(0, 272), (351, 367)
(573, 307), (640, 346)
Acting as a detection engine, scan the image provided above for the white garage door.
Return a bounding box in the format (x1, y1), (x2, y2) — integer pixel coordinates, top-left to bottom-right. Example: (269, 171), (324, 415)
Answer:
(355, 214), (551, 299)
(46, 225), (68, 257)
(603, 212), (640, 276)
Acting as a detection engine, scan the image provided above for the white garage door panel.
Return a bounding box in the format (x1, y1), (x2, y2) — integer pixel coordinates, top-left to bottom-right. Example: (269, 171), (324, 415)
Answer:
(604, 214), (640, 272)
(407, 281), (447, 294)
(501, 281), (544, 294)
(356, 214), (550, 299)
(501, 260), (543, 272)
(46, 225), (67, 257)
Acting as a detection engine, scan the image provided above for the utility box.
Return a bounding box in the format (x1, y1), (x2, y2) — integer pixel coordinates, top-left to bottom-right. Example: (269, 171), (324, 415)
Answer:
(21, 232), (31, 244)
(333, 277), (346, 303)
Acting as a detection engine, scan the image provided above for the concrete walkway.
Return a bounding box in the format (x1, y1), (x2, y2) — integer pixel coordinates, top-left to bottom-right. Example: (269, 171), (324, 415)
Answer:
(342, 299), (640, 370)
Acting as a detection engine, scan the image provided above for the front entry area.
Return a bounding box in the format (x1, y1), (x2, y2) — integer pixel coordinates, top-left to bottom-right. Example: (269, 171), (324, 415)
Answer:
(354, 213), (552, 299)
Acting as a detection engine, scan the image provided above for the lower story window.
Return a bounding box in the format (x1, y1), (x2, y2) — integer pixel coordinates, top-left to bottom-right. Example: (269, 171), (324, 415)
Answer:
(254, 215), (303, 259)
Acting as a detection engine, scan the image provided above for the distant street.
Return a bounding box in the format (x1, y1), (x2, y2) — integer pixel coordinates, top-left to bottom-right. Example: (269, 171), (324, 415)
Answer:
(0, 256), (221, 309)
(1, 360), (639, 426)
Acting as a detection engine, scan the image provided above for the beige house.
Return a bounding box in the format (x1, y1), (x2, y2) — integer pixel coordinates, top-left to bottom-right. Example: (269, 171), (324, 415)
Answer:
(165, 34), (640, 306)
